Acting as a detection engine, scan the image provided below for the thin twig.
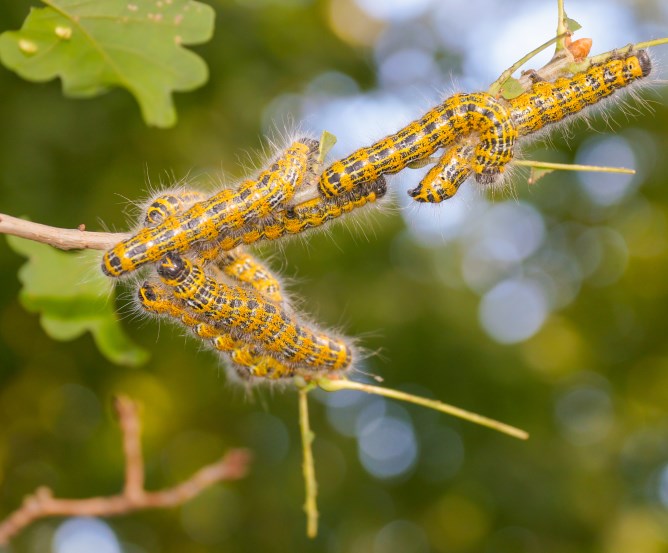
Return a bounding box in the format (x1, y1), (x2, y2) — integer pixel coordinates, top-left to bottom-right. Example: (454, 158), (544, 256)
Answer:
(0, 395), (252, 545)
(555, 0), (568, 52)
(488, 32), (568, 97)
(115, 396), (145, 500)
(514, 159), (635, 175)
(318, 379), (529, 440)
(298, 386), (319, 539)
(0, 213), (129, 251)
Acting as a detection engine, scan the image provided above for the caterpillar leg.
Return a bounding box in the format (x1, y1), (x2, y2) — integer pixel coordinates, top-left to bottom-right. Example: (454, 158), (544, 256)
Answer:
(407, 143), (475, 203)
(156, 253), (354, 374)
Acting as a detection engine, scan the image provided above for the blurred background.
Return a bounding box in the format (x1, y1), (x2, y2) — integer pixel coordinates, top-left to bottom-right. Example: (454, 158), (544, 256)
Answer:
(1, 0), (668, 551)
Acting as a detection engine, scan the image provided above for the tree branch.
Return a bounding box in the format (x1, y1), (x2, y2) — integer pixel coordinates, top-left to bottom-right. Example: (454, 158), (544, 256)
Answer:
(0, 395), (252, 545)
(0, 213), (128, 251)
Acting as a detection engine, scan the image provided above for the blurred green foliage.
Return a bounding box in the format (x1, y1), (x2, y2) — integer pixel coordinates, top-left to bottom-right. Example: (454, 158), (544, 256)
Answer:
(1, 1), (668, 552)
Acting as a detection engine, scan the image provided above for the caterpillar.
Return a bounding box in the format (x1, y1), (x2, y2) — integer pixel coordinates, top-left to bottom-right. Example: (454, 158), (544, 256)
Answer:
(408, 142), (476, 203)
(508, 49), (651, 135)
(318, 92), (517, 198)
(102, 138), (319, 277)
(212, 176), (388, 250)
(326, 50), (652, 203)
(137, 281), (295, 380)
(156, 253), (354, 374)
(215, 250), (283, 304)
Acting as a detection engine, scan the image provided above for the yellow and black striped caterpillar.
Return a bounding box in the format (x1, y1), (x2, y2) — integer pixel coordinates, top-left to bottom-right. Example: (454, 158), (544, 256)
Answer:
(102, 172), (386, 277)
(137, 281), (297, 380)
(156, 253), (354, 374)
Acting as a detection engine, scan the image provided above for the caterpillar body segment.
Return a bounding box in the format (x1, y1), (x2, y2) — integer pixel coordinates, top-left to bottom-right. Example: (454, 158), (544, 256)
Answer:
(157, 254), (353, 374)
(144, 189), (208, 227)
(102, 139), (319, 277)
(318, 92), (517, 197)
(137, 282), (295, 380)
(509, 50), (651, 136)
(216, 250), (283, 304)
(408, 143), (476, 203)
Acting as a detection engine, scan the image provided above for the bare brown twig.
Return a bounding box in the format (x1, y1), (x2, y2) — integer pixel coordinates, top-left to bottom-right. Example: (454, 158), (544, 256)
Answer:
(0, 213), (128, 251)
(0, 395), (252, 545)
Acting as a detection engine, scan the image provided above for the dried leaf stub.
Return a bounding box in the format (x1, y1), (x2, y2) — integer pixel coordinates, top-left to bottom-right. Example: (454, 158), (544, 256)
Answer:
(566, 37), (593, 60)
(528, 167), (554, 185)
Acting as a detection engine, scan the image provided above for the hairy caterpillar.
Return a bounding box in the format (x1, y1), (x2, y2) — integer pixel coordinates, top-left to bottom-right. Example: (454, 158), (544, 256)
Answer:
(137, 281), (296, 380)
(328, 50), (652, 203)
(318, 92), (517, 198)
(408, 142), (476, 203)
(215, 250), (283, 304)
(102, 138), (319, 277)
(102, 173), (386, 277)
(508, 49), (651, 135)
(209, 176), (388, 251)
(157, 253), (354, 374)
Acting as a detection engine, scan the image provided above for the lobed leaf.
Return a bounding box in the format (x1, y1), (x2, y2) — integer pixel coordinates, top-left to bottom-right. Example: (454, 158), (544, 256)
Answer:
(0, 0), (215, 128)
(7, 235), (149, 367)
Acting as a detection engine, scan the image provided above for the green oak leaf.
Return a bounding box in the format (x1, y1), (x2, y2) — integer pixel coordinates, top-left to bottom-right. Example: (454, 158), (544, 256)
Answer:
(0, 0), (215, 128)
(7, 235), (149, 367)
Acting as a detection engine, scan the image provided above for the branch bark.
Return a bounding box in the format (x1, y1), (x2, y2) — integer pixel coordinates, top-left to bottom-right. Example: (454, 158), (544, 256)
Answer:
(0, 213), (128, 251)
(0, 395), (252, 545)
